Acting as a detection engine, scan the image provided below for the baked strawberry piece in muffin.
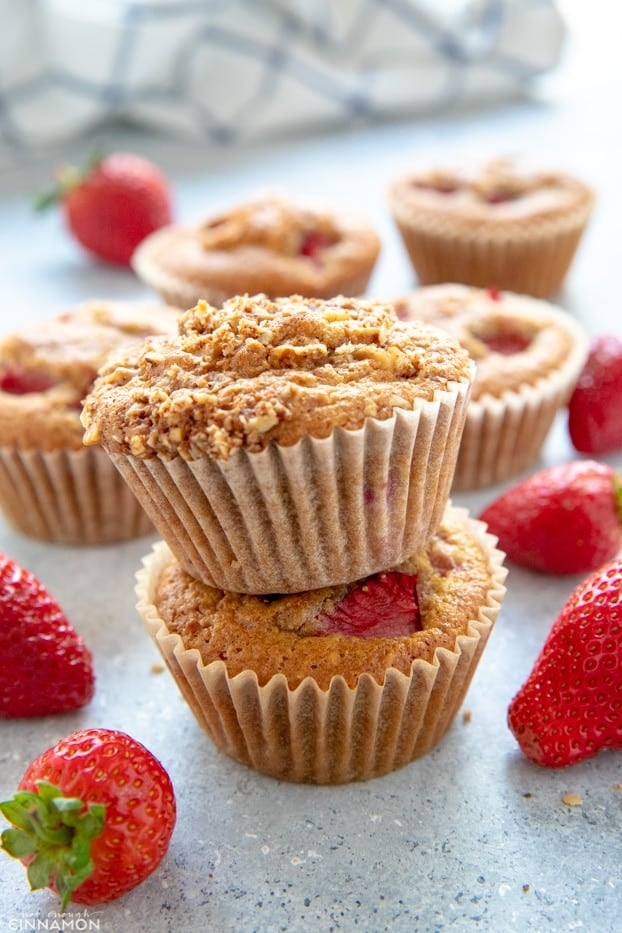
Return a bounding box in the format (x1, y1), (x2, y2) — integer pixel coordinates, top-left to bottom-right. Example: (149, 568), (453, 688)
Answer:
(131, 193), (381, 307)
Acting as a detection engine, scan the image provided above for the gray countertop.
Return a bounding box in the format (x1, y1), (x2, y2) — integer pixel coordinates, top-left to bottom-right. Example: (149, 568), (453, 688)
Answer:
(1, 17), (621, 933)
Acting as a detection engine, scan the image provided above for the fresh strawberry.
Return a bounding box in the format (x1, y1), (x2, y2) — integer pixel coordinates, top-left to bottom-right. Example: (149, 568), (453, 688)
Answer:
(507, 557), (622, 767)
(0, 552), (94, 717)
(479, 460), (622, 575)
(37, 152), (173, 265)
(321, 571), (421, 638)
(568, 334), (622, 454)
(0, 728), (176, 907)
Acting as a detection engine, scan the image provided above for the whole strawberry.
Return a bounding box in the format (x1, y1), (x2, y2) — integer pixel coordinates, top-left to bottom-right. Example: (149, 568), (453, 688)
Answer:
(0, 552), (94, 717)
(479, 460), (622, 575)
(568, 334), (622, 454)
(0, 728), (176, 907)
(508, 558), (622, 767)
(37, 152), (173, 265)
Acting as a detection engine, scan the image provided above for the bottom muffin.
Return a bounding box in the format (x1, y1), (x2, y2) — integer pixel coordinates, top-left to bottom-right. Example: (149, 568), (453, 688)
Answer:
(135, 505), (507, 784)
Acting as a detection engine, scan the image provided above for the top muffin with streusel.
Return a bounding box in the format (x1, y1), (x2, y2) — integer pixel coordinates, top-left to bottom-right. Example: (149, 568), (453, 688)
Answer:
(82, 293), (473, 462)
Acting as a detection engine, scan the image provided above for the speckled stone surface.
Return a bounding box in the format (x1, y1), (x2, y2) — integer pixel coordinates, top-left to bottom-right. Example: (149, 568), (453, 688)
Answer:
(1, 16), (622, 932)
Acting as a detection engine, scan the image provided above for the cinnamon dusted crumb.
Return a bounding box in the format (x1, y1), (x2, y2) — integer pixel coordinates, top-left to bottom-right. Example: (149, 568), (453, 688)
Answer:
(82, 294), (472, 462)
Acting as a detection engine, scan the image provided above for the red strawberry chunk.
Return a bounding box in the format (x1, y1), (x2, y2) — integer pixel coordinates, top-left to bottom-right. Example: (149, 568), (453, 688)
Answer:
(299, 231), (330, 261)
(480, 331), (531, 355)
(0, 366), (58, 394)
(321, 571), (421, 639)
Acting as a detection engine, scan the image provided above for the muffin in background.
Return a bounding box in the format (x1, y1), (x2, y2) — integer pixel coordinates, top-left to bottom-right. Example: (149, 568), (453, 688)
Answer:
(393, 284), (589, 491)
(135, 505), (507, 784)
(132, 192), (381, 307)
(388, 158), (594, 298)
(0, 300), (182, 545)
(82, 294), (474, 594)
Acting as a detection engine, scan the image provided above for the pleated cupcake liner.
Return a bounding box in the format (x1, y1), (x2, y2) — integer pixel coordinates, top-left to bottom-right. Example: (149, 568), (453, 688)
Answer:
(0, 445), (154, 545)
(110, 379), (473, 594)
(390, 200), (593, 298)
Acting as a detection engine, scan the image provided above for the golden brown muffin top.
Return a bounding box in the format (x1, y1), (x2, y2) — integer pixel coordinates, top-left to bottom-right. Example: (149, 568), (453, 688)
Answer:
(81, 293), (473, 462)
(389, 158), (594, 230)
(0, 300), (182, 450)
(392, 284), (586, 400)
(153, 508), (496, 689)
(131, 193), (381, 301)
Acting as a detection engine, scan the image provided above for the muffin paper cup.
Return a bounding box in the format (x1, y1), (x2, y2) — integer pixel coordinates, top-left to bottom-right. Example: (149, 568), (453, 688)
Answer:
(0, 445), (154, 545)
(110, 380), (472, 593)
(135, 509), (507, 784)
(451, 320), (588, 491)
(391, 201), (593, 299)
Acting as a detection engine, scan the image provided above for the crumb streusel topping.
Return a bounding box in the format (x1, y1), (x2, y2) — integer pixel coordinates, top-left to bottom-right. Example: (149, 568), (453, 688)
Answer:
(82, 294), (473, 461)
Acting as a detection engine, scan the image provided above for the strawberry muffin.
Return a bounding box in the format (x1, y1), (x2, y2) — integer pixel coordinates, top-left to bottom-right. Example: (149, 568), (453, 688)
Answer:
(131, 193), (381, 307)
(388, 158), (594, 297)
(136, 505), (507, 783)
(0, 300), (181, 544)
(82, 294), (474, 593)
(393, 284), (588, 490)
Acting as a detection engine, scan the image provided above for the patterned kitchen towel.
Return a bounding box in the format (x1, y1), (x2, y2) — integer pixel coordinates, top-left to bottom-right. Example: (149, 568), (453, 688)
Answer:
(0, 0), (565, 149)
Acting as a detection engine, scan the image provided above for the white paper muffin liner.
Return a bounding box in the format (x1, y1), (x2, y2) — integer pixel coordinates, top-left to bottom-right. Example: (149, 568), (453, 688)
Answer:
(110, 380), (472, 593)
(0, 445), (154, 545)
(135, 507), (507, 784)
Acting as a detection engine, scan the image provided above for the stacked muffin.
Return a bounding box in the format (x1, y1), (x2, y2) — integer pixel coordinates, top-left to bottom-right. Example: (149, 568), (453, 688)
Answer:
(82, 294), (507, 783)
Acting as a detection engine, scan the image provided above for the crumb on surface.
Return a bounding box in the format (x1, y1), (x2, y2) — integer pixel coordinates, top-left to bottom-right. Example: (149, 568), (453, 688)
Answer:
(561, 793), (583, 807)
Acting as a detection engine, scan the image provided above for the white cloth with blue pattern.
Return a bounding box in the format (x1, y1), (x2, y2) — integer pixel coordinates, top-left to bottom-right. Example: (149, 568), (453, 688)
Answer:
(0, 0), (565, 147)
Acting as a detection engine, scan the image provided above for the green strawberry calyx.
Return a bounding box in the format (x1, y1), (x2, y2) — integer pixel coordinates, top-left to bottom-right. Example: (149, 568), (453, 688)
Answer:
(34, 150), (105, 212)
(0, 779), (105, 909)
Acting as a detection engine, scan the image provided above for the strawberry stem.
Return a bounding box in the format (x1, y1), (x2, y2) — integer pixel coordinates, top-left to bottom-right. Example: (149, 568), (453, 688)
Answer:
(34, 150), (105, 213)
(0, 780), (105, 909)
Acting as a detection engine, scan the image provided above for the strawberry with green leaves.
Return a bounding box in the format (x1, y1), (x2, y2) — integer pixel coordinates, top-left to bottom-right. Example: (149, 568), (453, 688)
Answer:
(37, 152), (173, 266)
(479, 460), (622, 575)
(508, 558), (622, 767)
(0, 552), (94, 718)
(0, 729), (176, 907)
(568, 334), (622, 454)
